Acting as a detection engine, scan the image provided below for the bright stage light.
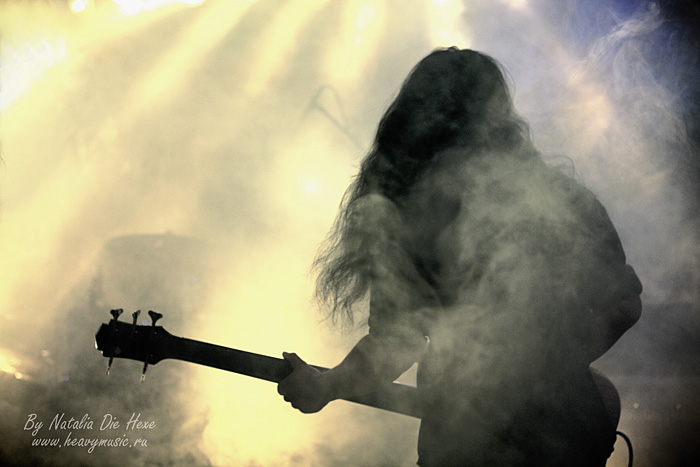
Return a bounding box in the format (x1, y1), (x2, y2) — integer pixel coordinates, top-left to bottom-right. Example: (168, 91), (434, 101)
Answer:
(69, 0), (90, 13)
(428, 0), (471, 48)
(112, 0), (207, 16)
(501, 0), (528, 11)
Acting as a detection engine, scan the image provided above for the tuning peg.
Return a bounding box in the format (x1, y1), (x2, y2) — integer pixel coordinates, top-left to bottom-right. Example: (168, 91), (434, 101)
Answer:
(110, 308), (123, 320)
(140, 362), (148, 383)
(106, 309), (124, 375)
(130, 310), (141, 338)
(148, 310), (163, 326)
(139, 310), (163, 383)
(109, 309), (123, 329)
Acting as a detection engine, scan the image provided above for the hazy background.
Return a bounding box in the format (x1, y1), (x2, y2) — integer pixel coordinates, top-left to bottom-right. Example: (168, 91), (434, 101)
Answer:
(1, 0), (698, 465)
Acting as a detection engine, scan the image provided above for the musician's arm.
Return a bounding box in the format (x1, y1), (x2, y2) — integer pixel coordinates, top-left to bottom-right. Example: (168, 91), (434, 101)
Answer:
(278, 334), (419, 414)
(279, 194), (435, 413)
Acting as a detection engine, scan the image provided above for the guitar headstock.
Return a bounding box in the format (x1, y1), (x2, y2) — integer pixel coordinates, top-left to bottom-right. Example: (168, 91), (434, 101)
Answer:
(95, 309), (174, 381)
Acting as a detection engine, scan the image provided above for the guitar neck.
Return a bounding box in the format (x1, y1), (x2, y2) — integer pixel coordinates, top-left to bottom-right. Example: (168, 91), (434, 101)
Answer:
(164, 335), (421, 419)
(168, 335), (295, 383)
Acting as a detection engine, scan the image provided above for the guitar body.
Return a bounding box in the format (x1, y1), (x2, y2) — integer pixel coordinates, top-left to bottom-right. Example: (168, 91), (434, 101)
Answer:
(590, 367), (621, 428)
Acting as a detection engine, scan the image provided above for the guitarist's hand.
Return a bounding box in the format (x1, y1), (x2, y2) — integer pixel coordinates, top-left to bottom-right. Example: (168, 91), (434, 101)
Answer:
(278, 352), (333, 414)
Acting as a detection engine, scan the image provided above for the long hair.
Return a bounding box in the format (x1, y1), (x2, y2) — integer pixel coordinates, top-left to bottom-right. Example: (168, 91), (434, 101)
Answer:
(314, 47), (537, 326)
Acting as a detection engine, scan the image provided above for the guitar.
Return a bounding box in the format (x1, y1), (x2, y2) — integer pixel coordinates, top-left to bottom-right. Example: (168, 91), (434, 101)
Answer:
(94, 309), (421, 418)
(95, 309), (622, 427)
